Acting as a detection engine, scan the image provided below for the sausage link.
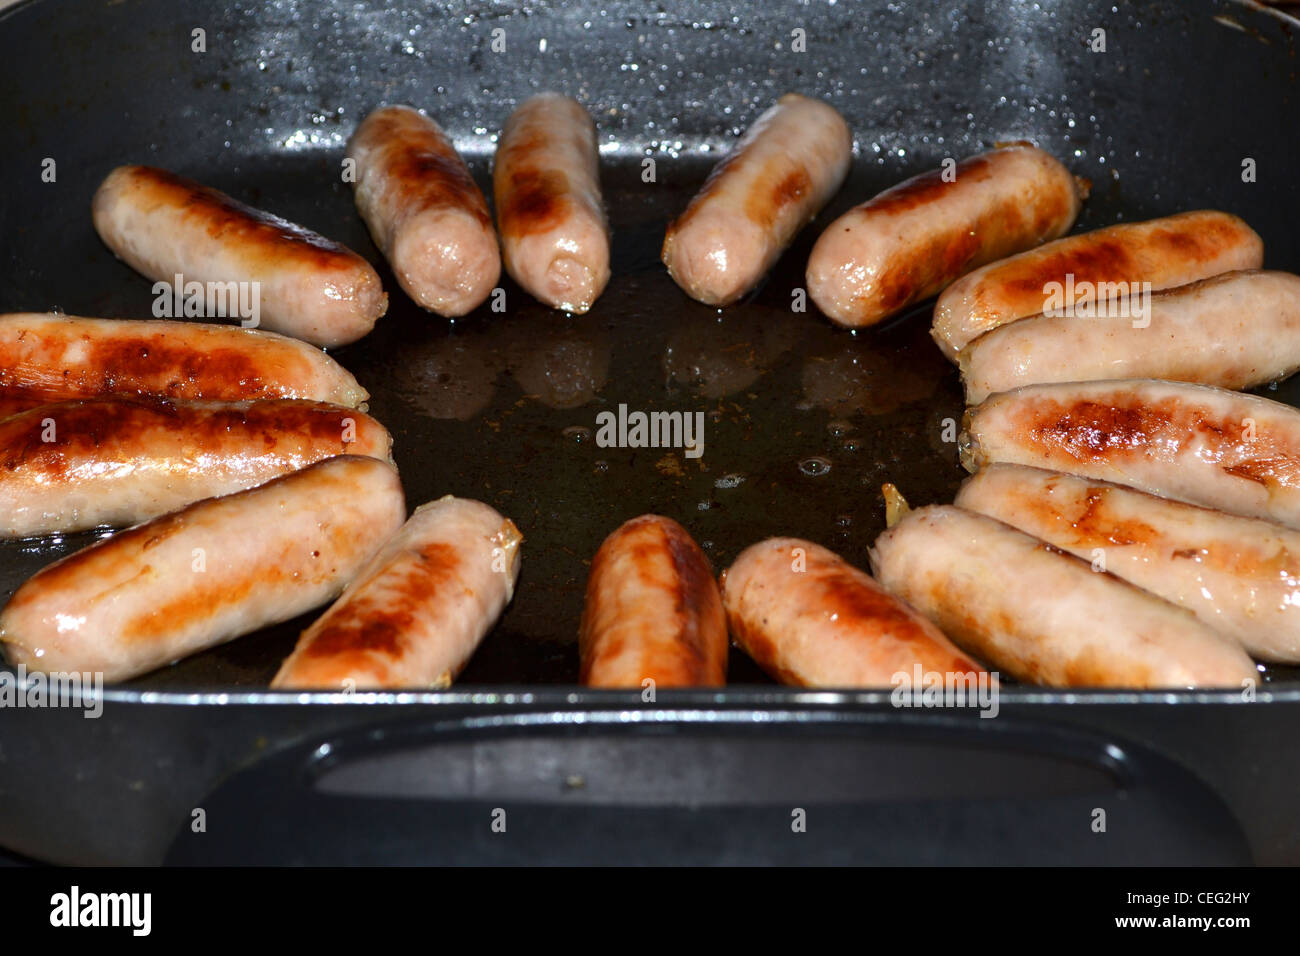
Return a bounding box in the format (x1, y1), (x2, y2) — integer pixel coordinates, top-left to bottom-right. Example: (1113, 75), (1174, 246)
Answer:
(869, 505), (1257, 689)
(0, 312), (367, 407)
(349, 105), (500, 316)
(0, 456), (406, 683)
(662, 93), (852, 306)
(956, 463), (1300, 662)
(719, 536), (986, 687)
(0, 398), (391, 536)
(494, 93), (610, 313)
(933, 210), (1264, 358)
(273, 495), (522, 689)
(961, 379), (1300, 528)
(806, 143), (1082, 327)
(959, 271), (1300, 404)
(579, 514), (727, 687)
(92, 165), (387, 348)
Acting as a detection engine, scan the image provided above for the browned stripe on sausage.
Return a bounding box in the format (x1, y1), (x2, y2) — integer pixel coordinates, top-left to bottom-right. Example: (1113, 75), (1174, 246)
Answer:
(496, 125), (574, 238)
(998, 215), (1250, 299)
(0, 335), (278, 402)
(125, 562), (285, 640)
(743, 165), (811, 231)
(998, 237), (1140, 298)
(299, 542), (461, 663)
(659, 516), (726, 682)
(119, 166), (369, 274)
(122, 478), (369, 642)
(851, 148), (1072, 313)
(1015, 395), (1300, 489)
(0, 399), (381, 480)
(363, 111), (492, 227)
(812, 555), (984, 676)
(1018, 482), (1161, 548)
(0, 390), (53, 420)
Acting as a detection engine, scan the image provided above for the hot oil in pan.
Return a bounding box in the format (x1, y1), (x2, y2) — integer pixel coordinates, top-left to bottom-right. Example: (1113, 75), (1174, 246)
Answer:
(0, 152), (1291, 689)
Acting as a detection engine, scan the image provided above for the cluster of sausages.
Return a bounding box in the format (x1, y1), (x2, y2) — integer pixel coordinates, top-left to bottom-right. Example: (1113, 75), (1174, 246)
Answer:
(92, 93), (612, 347)
(2, 87), (1298, 692)
(0, 94), (619, 686)
(584, 93), (1300, 692)
(0, 312), (524, 686)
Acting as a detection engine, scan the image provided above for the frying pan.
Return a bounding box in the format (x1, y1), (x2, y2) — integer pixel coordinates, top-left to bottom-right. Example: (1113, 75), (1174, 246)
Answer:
(0, 0), (1297, 864)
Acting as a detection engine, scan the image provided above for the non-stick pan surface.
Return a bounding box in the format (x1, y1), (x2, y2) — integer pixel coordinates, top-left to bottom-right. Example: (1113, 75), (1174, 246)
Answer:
(2, 0), (1300, 866)
(2, 0), (1298, 689)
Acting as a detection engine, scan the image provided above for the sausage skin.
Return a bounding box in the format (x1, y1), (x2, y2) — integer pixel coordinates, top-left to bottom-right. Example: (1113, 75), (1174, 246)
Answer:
(494, 93), (610, 313)
(959, 271), (1300, 404)
(0, 456), (406, 683)
(933, 210), (1264, 359)
(92, 165), (387, 348)
(0, 313), (367, 408)
(961, 379), (1300, 529)
(662, 93), (852, 306)
(806, 144), (1083, 327)
(869, 505), (1257, 689)
(579, 515), (727, 687)
(0, 398), (391, 536)
(349, 105), (501, 316)
(719, 536), (987, 687)
(956, 463), (1300, 663)
(273, 495), (522, 689)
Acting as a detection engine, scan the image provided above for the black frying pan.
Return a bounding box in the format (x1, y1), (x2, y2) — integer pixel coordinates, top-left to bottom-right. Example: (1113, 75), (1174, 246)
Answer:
(0, 0), (1297, 865)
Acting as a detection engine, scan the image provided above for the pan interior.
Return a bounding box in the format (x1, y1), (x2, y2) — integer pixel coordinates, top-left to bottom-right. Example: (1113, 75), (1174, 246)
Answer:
(0, 0), (1295, 691)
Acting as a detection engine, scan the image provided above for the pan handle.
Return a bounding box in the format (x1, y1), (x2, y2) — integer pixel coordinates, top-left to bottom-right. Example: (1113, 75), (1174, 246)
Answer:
(166, 708), (1249, 864)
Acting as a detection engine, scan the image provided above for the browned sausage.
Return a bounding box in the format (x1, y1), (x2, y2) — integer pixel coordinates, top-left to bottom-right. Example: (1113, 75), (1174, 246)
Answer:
(273, 495), (522, 690)
(933, 210), (1264, 358)
(494, 93), (610, 313)
(662, 93), (852, 306)
(806, 143), (1084, 327)
(579, 514), (727, 687)
(349, 105), (501, 316)
(0, 398), (391, 536)
(719, 536), (986, 687)
(0, 312), (367, 407)
(92, 165), (387, 347)
(0, 456), (406, 683)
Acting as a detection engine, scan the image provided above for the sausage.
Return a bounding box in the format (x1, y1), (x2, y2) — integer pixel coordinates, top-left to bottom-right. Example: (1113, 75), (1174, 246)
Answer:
(959, 271), (1300, 404)
(494, 93), (610, 313)
(349, 105), (500, 317)
(662, 93), (852, 306)
(806, 143), (1083, 328)
(718, 537), (987, 687)
(955, 463), (1300, 663)
(869, 505), (1257, 689)
(579, 515), (727, 687)
(0, 398), (391, 537)
(272, 496), (522, 689)
(933, 210), (1264, 359)
(92, 165), (387, 348)
(0, 312), (367, 407)
(961, 379), (1300, 529)
(0, 392), (53, 420)
(0, 456), (405, 683)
